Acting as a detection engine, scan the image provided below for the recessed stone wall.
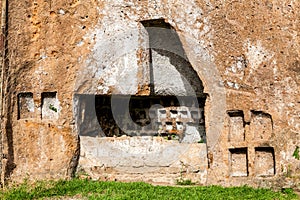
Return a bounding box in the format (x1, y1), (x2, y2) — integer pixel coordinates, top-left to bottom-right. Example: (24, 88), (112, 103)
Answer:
(230, 148), (248, 177)
(87, 95), (206, 142)
(255, 147), (275, 177)
(42, 92), (60, 120)
(250, 111), (273, 141)
(227, 110), (245, 142)
(18, 92), (34, 119)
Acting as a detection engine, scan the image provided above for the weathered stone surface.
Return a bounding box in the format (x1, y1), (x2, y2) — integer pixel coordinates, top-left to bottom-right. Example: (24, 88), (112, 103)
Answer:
(79, 136), (208, 184)
(0, 0), (299, 188)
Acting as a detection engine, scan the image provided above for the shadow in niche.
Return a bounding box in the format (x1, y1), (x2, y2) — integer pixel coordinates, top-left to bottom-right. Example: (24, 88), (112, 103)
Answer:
(75, 94), (206, 140)
(141, 19), (204, 96)
(93, 95), (206, 137)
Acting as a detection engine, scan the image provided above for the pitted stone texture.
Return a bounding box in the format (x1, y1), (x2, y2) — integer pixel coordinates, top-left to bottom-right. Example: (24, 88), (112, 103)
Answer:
(79, 136), (208, 184)
(2, 0), (299, 188)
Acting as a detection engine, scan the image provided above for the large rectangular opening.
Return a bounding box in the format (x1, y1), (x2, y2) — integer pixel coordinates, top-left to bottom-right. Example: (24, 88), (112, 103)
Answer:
(75, 94), (206, 143)
(96, 95), (206, 141)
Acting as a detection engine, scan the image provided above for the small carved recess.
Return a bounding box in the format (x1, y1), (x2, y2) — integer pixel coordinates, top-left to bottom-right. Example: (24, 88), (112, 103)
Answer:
(17, 92), (34, 119)
(255, 147), (275, 177)
(229, 147), (248, 177)
(41, 92), (59, 120)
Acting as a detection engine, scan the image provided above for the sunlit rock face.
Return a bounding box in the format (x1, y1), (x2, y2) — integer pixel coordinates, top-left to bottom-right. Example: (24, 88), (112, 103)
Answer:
(0, 0), (299, 188)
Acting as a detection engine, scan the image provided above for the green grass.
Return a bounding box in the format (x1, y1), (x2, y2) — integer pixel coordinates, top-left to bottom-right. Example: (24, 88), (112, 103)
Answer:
(0, 178), (298, 200)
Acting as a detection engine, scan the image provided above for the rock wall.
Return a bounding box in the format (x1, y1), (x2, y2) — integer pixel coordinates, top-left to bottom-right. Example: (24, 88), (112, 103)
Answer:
(79, 136), (208, 184)
(0, 0), (299, 188)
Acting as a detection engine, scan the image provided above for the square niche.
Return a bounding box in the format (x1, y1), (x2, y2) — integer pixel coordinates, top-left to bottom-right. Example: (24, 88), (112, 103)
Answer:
(255, 147), (275, 177)
(18, 92), (34, 119)
(229, 148), (248, 177)
(227, 110), (245, 142)
(42, 92), (59, 120)
(250, 111), (273, 141)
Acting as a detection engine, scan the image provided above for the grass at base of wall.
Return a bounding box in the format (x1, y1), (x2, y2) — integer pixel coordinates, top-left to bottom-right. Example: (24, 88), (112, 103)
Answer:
(0, 178), (299, 200)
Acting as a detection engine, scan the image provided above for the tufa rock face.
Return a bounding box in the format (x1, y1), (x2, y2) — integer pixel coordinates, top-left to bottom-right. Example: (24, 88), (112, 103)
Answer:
(0, 0), (299, 188)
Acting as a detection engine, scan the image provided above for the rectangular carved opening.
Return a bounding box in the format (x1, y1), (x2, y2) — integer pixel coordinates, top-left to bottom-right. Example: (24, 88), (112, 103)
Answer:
(18, 92), (34, 119)
(170, 110), (178, 118)
(229, 148), (248, 177)
(191, 110), (199, 119)
(255, 147), (275, 177)
(42, 92), (59, 120)
(227, 110), (245, 142)
(75, 94), (206, 143)
(250, 111), (273, 141)
(179, 110), (188, 118)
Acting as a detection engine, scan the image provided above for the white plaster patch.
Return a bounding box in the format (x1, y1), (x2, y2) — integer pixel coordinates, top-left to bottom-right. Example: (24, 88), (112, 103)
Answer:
(58, 9), (65, 15)
(225, 56), (247, 81)
(152, 50), (192, 96)
(181, 125), (201, 143)
(225, 81), (240, 89)
(40, 54), (47, 60)
(76, 18), (143, 94)
(76, 40), (84, 46)
(25, 96), (34, 112)
(167, 0), (214, 62)
(245, 40), (274, 71)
